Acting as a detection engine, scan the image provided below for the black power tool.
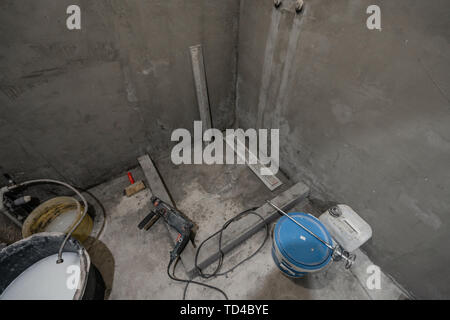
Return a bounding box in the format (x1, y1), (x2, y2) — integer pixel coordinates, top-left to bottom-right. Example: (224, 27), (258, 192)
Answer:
(138, 196), (194, 262)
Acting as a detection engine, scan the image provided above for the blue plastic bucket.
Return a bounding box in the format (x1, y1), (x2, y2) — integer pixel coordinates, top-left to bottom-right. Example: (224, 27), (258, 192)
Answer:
(272, 212), (333, 278)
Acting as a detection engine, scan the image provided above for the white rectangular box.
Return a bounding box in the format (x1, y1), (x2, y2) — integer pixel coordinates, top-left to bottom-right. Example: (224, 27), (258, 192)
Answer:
(319, 205), (372, 252)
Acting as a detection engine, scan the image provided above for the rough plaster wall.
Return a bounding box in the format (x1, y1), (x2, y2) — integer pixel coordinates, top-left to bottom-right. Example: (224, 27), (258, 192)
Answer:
(237, 0), (450, 298)
(0, 0), (239, 188)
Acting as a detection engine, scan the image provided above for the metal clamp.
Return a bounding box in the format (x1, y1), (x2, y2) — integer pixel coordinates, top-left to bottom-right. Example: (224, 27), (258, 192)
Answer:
(295, 0), (304, 14)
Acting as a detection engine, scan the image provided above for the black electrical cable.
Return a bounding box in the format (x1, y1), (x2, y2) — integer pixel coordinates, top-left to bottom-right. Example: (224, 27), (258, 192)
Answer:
(167, 207), (269, 300)
(167, 257), (229, 300)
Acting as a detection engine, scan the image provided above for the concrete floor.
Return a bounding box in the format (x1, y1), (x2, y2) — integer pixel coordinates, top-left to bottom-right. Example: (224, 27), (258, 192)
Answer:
(83, 156), (409, 300)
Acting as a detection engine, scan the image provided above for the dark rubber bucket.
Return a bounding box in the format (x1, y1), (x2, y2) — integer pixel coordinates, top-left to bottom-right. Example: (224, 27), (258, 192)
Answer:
(0, 233), (105, 300)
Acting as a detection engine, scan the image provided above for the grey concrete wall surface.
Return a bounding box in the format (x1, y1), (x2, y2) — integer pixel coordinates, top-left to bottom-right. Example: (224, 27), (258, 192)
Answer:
(2, 0), (449, 300)
(236, 0), (450, 298)
(0, 0), (239, 187)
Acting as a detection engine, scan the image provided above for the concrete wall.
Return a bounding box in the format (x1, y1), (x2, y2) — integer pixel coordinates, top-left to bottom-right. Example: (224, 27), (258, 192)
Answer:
(0, 0), (239, 187)
(237, 0), (450, 298)
(2, 0), (449, 299)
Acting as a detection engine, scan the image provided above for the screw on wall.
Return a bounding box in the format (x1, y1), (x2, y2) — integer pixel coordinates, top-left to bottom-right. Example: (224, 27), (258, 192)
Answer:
(274, 0), (282, 9)
(295, 0), (304, 14)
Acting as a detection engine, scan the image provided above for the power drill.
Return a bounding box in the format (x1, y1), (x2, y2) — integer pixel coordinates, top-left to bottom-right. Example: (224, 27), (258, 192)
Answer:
(138, 196), (194, 262)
